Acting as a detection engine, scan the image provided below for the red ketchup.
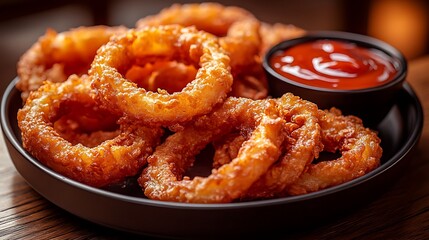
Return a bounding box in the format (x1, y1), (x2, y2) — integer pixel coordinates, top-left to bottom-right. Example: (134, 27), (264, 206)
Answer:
(269, 40), (398, 90)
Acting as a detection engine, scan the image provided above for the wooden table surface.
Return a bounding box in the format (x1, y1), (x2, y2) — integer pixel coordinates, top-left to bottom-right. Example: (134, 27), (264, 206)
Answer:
(1, 56), (428, 239)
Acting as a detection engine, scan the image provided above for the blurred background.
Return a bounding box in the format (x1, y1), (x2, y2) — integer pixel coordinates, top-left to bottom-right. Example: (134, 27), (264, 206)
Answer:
(1, 0), (428, 98)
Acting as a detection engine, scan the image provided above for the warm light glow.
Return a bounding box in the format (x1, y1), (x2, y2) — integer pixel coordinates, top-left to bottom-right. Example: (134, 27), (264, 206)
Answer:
(368, 0), (428, 59)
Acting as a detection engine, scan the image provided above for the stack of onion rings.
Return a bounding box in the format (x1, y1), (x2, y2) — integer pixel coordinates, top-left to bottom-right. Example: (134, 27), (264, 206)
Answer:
(15, 3), (382, 203)
(136, 2), (267, 99)
(211, 106), (382, 200)
(139, 94), (326, 203)
(139, 97), (287, 203)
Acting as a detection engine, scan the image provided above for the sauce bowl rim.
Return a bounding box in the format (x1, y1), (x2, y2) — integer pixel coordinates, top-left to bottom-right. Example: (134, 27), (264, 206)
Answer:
(263, 30), (408, 94)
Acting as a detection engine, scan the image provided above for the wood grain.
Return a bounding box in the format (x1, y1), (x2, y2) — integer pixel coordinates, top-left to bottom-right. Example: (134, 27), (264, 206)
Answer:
(1, 56), (428, 239)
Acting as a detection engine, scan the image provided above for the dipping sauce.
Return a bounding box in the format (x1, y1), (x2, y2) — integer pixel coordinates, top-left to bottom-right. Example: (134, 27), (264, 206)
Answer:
(269, 39), (399, 90)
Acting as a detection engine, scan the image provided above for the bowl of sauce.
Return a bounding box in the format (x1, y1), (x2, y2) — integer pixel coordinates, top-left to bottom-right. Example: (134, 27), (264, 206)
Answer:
(264, 31), (407, 127)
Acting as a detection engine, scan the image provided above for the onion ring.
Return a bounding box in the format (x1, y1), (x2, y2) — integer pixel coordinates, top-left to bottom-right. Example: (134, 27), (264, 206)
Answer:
(139, 97), (286, 203)
(16, 25), (127, 101)
(17, 75), (163, 187)
(136, 3), (266, 99)
(90, 25), (233, 125)
(285, 108), (382, 195)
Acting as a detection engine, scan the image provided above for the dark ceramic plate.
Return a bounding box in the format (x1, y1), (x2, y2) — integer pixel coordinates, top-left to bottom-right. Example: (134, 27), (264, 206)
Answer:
(1, 78), (423, 239)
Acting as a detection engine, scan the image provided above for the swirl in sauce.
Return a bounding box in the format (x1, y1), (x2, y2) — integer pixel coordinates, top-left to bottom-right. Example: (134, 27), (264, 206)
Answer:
(269, 40), (398, 90)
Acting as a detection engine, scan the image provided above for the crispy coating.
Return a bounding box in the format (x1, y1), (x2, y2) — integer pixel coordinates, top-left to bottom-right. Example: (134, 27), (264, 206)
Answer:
(17, 75), (163, 187)
(243, 93), (323, 199)
(136, 2), (255, 36)
(16, 25), (127, 101)
(136, 2), (266, 100)
(90, 25), (233, 126)
(136, 2), (260, 70)
(285, 108), (382, 195)
(139, 97), (286, 203)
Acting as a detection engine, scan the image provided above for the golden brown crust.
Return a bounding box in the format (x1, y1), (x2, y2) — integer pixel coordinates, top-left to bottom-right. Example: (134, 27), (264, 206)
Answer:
(285, 108), (382, 195)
